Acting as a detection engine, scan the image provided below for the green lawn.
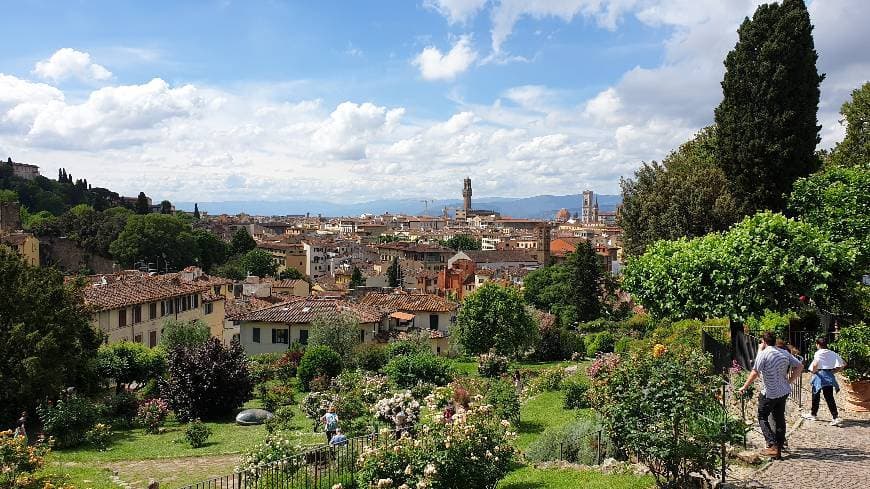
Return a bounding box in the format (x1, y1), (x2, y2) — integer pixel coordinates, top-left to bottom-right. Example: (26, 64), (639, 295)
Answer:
(498, 466), (653, 489)
(517, 390), (589, 450)
(37, 463), (118, 489)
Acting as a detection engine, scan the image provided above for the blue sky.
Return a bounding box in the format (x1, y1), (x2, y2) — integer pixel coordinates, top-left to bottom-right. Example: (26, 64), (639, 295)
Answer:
(0, 1), (867, 203)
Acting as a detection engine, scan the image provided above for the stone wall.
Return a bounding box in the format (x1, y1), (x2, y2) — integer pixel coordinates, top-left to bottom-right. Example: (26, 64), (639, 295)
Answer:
(40, 236), (117, 274)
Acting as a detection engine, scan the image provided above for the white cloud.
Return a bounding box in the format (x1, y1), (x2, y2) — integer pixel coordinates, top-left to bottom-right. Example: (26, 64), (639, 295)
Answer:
(413, 35), (478, 81)
(1, 1), (868, 204)
(424, 0), (488, 24)
(33, 48), (113, 83)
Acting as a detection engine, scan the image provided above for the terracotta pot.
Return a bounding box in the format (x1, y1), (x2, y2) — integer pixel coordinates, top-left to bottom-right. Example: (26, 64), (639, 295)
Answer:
(842, 379), (870, 412)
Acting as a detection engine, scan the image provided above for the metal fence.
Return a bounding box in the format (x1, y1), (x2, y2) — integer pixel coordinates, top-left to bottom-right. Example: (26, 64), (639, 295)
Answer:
(179, 431), (397, 489)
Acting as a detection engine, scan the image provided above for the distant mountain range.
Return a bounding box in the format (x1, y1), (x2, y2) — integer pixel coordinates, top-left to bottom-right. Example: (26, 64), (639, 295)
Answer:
(175, 194), (622, 219)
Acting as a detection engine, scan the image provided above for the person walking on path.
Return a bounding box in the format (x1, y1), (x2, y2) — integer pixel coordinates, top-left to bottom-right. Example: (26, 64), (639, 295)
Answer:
(801, 337), (846, 426)
(738, 331), (803, 460)
(321, 405), (339, 444)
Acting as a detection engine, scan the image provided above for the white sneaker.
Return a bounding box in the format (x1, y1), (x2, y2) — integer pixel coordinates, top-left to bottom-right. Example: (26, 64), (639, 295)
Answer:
(830, 418), (843, 426)
(801, 413), (817, 421)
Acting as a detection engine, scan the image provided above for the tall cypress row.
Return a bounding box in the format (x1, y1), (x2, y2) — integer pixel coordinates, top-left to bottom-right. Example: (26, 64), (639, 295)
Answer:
(714, 0), (823, 215)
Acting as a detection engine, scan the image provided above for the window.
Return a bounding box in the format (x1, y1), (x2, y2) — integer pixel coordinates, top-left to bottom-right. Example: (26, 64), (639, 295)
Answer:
(193, 294), (199, 308)
(160, 301), (166, 316)
(253, 327), (261, 343)
(118, 309), (127, 327)
(359, 329), (366, 343)
(232, 333), (240, 343)
(133, 305), (142, 324)
(149, 303), (157, 320)
(181, 296), (188, 312)
(214, 285), (221, 295)
(299, 329), (309, 345)
(149, 331), (157, 348)
(134, 334), (142, 343)
(429, 314), (439, 330)
(205, 302), (213, 315)
(272, 328), (289, 344)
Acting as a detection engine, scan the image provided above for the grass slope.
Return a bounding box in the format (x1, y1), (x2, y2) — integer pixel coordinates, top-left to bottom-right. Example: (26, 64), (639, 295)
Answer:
(498, 466), (653, 489)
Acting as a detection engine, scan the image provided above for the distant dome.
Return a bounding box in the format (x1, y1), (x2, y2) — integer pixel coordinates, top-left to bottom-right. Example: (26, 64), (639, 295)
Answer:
(556, 208), (570, 221)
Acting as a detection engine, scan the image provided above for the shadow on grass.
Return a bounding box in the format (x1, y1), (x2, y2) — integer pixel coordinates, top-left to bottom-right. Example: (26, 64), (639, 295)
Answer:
(519, 420), (546, 436)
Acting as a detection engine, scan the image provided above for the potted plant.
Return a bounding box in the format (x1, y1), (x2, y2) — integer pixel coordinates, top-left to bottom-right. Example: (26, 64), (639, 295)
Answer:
(833, 323), (870, 412)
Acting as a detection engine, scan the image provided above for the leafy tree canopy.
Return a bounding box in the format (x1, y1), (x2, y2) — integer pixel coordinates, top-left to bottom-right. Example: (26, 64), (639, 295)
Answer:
(350, 266), (365, 287)
(829, 82), (870, 168)
(109, 213), (199, 270)
(241, 248), (277, 277)
(714, 0), (823, 215)
(454, 282), (538, 357)
(442, 234), (481, 251)
(96, 342), (166, 393)
(160, 319), (211, 351)
(623, 212), (856, 322)
(193, 228), (228, 272)
(619, 126), (738, 256)
(789, 165), (870, 271)
(230, 227), (257, 255)
(0, 248), (102, 425)
(135, 192), (151, 214)
(278, 267), (305, 280)
(309, 312), (362, 361)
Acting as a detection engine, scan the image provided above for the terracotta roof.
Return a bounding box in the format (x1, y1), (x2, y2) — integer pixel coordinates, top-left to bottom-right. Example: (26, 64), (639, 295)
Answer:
(1, 233), (31, 246)
(377, 243), (453, 253)
(81, 273), (213, 311)
(357, 291), (457, 313)
(270, 279), (309, 289)
(456, 250), (538, 264)
(235, 297), (383, 324)
(225, 296), (283, 320)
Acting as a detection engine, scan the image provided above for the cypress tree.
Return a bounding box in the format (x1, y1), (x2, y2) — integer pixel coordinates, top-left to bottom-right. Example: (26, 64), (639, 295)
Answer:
(193, 203), (201, 219)
(714, 0), (823, 215)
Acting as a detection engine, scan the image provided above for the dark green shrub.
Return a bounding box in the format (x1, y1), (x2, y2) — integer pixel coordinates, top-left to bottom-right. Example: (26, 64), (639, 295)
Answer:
(260, 382), (294, 413)
(484, 379), (520, 425)
(264, 405), (296, 433)
(37, 395), (99, 448)
(614, 336), (635, 354)
(385, 337), (429, 358)
(275, 348), (303, 383)
(248, 353), (281, 384)
(384, 352), (454, 388)
(354, 343), (388, 371)
(533, 326), (580, 361)
(104, 391), (139, 426)
(585, 331), (615, 358)
(160, 338), (253, 421)
(184, 419), (212, 448)
(297, 345), (343, 391)
(564, 379), (590, 409)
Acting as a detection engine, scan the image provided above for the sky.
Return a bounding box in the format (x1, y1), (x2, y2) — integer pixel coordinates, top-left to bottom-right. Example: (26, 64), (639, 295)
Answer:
(0, 0), (868, 204)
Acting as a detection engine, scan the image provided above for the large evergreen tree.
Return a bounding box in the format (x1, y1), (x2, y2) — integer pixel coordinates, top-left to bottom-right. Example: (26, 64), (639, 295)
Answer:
(229, 227), (257, 255)
(714, 0), (823, 215)
(387, 257), (401, 288)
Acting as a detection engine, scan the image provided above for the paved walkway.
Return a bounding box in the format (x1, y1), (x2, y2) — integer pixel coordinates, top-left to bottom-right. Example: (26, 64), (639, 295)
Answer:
(744, 410), (870, 489)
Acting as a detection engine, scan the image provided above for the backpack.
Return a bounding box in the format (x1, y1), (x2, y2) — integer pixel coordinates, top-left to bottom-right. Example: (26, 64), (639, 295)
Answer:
(325, 413), (338, 431)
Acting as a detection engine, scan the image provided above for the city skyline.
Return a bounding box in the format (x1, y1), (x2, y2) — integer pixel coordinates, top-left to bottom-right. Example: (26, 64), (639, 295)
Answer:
(0, 0), (867, 204)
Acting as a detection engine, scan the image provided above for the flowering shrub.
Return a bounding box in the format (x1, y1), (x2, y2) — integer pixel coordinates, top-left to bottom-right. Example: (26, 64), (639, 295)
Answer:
(729, 361), (754, 401)
(137, 398), (169, 434)
(85, 423), (113, 451)
(484, 379), (520, 425)
(275, 348), (304, 383)
(529, 367), (564, 394)
(356, 402), (516, 489)
(477, 352), (510, 378)
(563, 378), (591, 409)
(301, 391), (340, 422)
(373, 391), (421, 427)
(589, 346), (745, 488)
(1, 430), (51, 487)
(265, 406), (296, 434)
(260, 382), (295, 413)
(185, 419), (213, 448)
(236, 432), (301, 474)
(37, 396), (99, 448)
(586, 352), (621, 379)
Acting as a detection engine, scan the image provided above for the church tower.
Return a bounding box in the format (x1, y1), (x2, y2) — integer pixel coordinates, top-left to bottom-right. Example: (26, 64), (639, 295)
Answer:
(581, 190), (594, 223)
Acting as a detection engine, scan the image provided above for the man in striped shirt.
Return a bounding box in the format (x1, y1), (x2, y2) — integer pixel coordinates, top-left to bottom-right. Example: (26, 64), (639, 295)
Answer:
(737, 331), (803, 459)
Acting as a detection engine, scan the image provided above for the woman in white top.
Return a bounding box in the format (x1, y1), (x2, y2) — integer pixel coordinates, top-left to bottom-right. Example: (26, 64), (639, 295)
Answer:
(802, 337), (846, 426)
